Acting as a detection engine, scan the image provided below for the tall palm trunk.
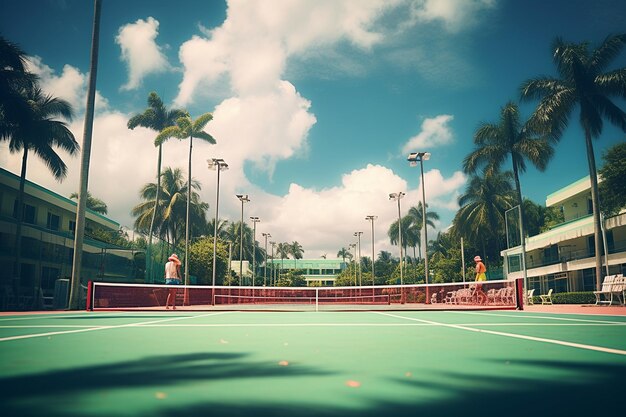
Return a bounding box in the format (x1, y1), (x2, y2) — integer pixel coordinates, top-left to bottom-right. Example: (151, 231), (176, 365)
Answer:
(145, 144), (163, 283)
(511, 154), (527, 288)
(584, 129), (603, 290)
(69, 0), (101, 309)
(184, 135), (193, 285)
(12, 147), (28, 295)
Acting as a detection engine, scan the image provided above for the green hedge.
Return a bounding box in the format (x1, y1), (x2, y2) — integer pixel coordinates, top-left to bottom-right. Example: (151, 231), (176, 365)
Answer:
(530, 291), (596, 305)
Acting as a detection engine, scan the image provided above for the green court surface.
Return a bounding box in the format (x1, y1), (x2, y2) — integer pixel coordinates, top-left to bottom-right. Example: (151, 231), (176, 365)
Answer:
(1, 310), (625, 417)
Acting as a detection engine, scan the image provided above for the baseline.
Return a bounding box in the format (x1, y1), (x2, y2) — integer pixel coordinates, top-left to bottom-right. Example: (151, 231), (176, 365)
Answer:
(453, 310), (626, 325)
(0, 311), (233, 343)
(374, 311), (626, 356)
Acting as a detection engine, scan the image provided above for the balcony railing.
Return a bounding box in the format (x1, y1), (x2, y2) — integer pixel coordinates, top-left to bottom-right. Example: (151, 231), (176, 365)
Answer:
(511, 239), (626, 272)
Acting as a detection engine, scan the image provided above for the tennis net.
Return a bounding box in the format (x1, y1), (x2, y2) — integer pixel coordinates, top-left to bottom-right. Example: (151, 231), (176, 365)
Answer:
(88, 279), (523, 311)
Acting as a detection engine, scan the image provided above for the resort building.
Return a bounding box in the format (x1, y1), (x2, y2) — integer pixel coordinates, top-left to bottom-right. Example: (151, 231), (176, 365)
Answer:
(266, 258), (347, 286)
(502, 176), (626, 295)
(0, 167), (136, 309)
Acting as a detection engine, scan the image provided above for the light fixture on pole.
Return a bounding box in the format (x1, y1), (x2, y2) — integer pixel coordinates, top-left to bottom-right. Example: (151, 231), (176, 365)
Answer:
(407, 152), (431, 285)
(365, 215), (377, 287)
(250, 216), (260, 287)
(236, 194), (250, 285)
(207, 158), (228, 305)
(389, 192), (406, 285)
(354, 231), (362, 286)
(262, 232), (271, 286)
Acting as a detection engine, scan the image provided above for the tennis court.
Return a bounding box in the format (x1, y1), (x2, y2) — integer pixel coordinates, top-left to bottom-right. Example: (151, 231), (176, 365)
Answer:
(1, 309), (625, 417)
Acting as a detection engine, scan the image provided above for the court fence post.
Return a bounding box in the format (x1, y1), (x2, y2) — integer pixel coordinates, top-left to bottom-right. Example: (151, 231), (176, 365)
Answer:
(86, 281), (93, 311)
(516, 278), (524, 310)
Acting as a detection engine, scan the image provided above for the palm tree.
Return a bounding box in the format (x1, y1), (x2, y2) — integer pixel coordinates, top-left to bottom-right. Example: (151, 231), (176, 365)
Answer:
(132, 167), (207, 251)
(127, 92), (186, 280)
(224, 221), (256, 263)
(156, 112), (216, 284)
(454, 171), (516, 260)
(70, 191), (107, 215)
(520, 34), (626, 289)
(276, 242), (290, 280)
(463, 101), (555, 282)
(289, 241), (304, 270)
(387, 215), (414, 262)
(430, 232), (454, 257)
(406, 203), (439, 260)
(207, 218), (229, 240)
(336, 247), (352, 263)
(0, 37), (37, 139)
(5, 86), (78, 291)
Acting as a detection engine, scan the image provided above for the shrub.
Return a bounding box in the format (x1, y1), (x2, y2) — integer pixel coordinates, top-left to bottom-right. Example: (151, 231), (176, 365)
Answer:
(531, 291), (596, 305)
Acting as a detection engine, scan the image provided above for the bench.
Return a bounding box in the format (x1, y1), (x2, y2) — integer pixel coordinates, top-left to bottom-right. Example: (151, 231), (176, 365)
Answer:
(609, 275), (625, 305)
(593, 275), (623, 306)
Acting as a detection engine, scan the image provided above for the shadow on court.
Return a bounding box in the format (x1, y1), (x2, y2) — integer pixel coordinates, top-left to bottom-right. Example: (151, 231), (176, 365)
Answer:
(0, 355), (624, 416)
(0, 351), (331, 417)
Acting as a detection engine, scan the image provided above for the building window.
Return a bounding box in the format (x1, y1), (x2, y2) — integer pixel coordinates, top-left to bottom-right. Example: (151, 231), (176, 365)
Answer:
(13, 200), (36, 224)
(69, 220), (76, 233)
(582, 268), (596, 292)
(548, 272), (569, 293)
(47, 212), (60, 231)
(528, 276), (541, 293)
(41, 266), (60, 291)
(507, 254), (521, 273)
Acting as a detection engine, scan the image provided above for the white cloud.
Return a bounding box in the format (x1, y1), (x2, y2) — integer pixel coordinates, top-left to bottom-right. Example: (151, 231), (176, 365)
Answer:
(176, 0), (404, 103)
(421, 169), (466, 211)
(26, 56), (109, 113)
(116, 17), (170, 91)
(410, 0), (497, 32)
(401, 114), (454, 154)
(243, 163), (466, 258)
(207, 80), (317, 179)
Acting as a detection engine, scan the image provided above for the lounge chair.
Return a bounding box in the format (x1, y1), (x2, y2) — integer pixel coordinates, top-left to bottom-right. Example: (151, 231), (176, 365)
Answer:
(540, 288), (553, 305)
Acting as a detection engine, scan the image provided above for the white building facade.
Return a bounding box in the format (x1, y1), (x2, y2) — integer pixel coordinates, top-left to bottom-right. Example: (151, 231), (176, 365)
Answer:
(502, 176), (626, 295)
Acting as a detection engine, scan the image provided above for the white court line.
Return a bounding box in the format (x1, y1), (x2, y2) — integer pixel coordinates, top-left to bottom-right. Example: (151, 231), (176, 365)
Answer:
(453, 310), (626, 325)
(0, 312), (129, 322)
(135, 322), (626, 328)
(374, 311), (626, 356)
(0, 311), (234, 342)
(2, 322), (625, 330)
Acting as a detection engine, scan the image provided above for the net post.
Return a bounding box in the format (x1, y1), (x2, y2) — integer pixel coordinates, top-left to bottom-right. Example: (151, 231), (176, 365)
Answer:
(86, 281), (93, 311)
(515, 278), (524, 310)
(315, 288), (319, 312)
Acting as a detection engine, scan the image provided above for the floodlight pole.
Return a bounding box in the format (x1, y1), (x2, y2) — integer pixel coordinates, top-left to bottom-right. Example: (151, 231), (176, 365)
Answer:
(506, 205), (528, 293)
(365, 215), (377, 287)
(263, 232), (271, 286)
(250, 216), (260, 286)
(461, 237), (466, 282)
(408, 152), (431, 284)
(236, 194), (250, 285)
(354, 231), (363, 286)
(389, 192), (405, 285)
(208, 158), (228, 305)
(270, 241), (276, 286)
(349, 243), (357, 286)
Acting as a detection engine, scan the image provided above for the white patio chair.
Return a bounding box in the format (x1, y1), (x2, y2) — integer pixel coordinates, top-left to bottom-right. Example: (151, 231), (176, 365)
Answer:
(540, 288), (553, 305)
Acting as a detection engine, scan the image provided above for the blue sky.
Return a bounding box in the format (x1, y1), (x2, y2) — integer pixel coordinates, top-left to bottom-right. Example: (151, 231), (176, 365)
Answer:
(1, 0), (625, 258)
